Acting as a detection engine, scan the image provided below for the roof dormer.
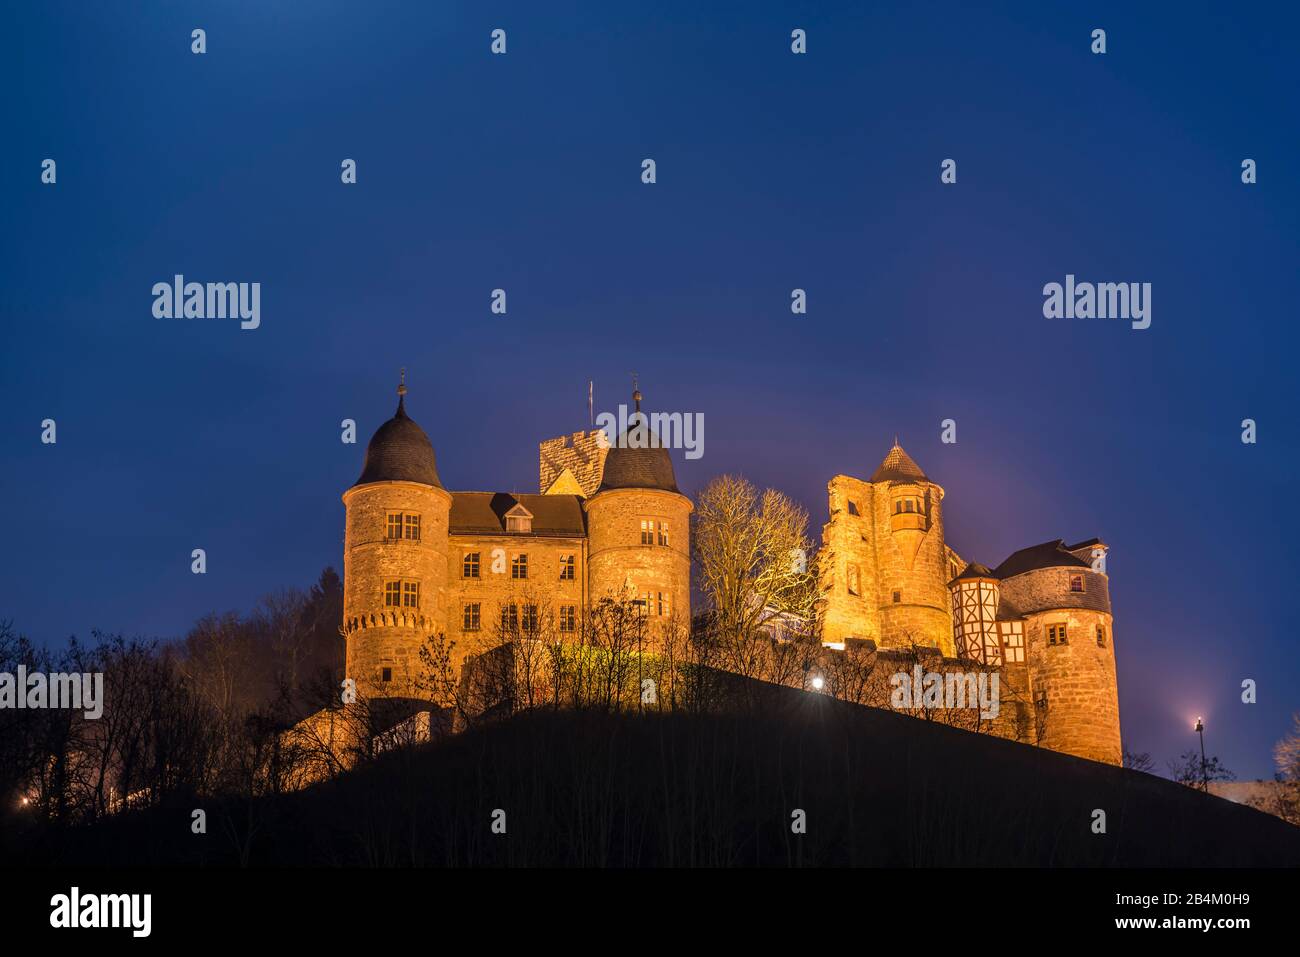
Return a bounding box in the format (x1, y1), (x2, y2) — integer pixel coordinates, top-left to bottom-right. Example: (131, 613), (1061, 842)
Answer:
(504, 502), (534, 534)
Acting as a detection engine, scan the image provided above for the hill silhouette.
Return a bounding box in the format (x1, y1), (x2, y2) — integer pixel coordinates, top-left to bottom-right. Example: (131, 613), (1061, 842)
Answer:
(8, 679), (1298, 867)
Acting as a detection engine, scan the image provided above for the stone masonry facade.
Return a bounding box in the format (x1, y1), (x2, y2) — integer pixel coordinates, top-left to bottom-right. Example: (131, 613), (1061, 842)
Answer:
(816, 443), (1122, 765)
(539, 430), (609, 498)
(336, 391), (1121, 768)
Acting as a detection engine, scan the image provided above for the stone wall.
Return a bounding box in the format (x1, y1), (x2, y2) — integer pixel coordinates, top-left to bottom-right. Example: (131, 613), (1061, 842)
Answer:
(998, 567), (1111, 616)
(1023, 607), (1121, 765)
(342, 481), (451, 695)
(585, 487), (692, 619)
(996, 566), (1120, 764)
(819, 475), (955, 656)
(539, 430), (608, 497)
(445, 533), (587, 655)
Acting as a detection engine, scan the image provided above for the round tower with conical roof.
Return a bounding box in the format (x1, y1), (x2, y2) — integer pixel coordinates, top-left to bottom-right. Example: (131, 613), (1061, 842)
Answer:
(869, 441), (954, 654)
(584, 388), (692, 635)
(820, 441), (955, 655)
(342, 376), (452, 698)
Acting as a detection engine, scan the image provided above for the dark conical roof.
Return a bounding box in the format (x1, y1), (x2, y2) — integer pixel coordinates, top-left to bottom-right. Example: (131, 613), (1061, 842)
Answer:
(597, 392), (679, 494)
(353, 395), (443, 489)
(870, 442), (929, 484)
(953, 561), (998, 582)
(600, 442), (679, 492)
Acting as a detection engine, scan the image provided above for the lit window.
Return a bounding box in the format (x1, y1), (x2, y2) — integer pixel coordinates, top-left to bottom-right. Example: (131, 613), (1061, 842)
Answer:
(387, 513), (420, 542)
(1070, 575), (1084, 593)
(403, 581), (420, 609)
(1002, 624), (1025, 663)
(463, 603), (480, 632)
(1048, 623), (1068, 646)
(512, 554), (528, 580)
(658, 521), (669, 547)
(384, 581), (401, 607)
(463, 552), (480, 579)
(560, 554), (575, 580)
(640, 519), (654, 545)
(560, 605), (576, 632)
(1096, 624), (1106, 648)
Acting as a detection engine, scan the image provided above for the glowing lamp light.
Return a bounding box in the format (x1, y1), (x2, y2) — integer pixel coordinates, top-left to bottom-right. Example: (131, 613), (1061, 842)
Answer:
(811, 675), (825, 691)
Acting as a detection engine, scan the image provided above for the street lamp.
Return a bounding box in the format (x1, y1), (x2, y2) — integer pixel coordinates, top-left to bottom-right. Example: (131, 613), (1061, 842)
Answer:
(1195, 716), (1207, 793)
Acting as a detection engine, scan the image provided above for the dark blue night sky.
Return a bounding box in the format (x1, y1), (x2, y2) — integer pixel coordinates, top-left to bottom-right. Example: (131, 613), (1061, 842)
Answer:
(2, 2), (1297, 778)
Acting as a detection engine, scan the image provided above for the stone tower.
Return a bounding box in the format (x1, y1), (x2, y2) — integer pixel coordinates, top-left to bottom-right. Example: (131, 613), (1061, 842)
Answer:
(540, 430), (609, 497)
(820, 442), (956, 655)
(584, 388), (692, 633)
(342, 379), (452, 698)
(994, 540), (1120, 765)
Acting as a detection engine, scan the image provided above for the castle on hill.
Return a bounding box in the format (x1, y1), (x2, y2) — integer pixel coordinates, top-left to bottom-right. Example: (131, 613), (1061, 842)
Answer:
(338, 381), (1121, 766)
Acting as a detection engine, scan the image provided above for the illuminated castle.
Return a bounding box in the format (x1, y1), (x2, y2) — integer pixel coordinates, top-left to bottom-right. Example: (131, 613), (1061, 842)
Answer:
(338, 382), (1120, 767)
(341, 380), (690, 698)
(819, 442), (1121, 765)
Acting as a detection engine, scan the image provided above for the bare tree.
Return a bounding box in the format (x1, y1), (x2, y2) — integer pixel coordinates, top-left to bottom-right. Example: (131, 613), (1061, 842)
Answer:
(1167, 750), (1234, 790)
(253, 589), (310, 697)
(1123, 750), (1156, 773)
(1249, 713), (1300, 824)
(692, 474), (818, 647)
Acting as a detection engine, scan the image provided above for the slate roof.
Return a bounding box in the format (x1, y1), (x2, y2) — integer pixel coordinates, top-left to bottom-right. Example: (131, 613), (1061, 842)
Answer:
(995, 595), (1026, 621)
(992, 539), (1092, 579)
(870, 443), (929, 484)
(598, 435), (679, 493)
(1066, 538), (1104, 555)
(449, 492), (587, 537)
(952, 561), (998, 583)
(353, 397), (443, 489)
